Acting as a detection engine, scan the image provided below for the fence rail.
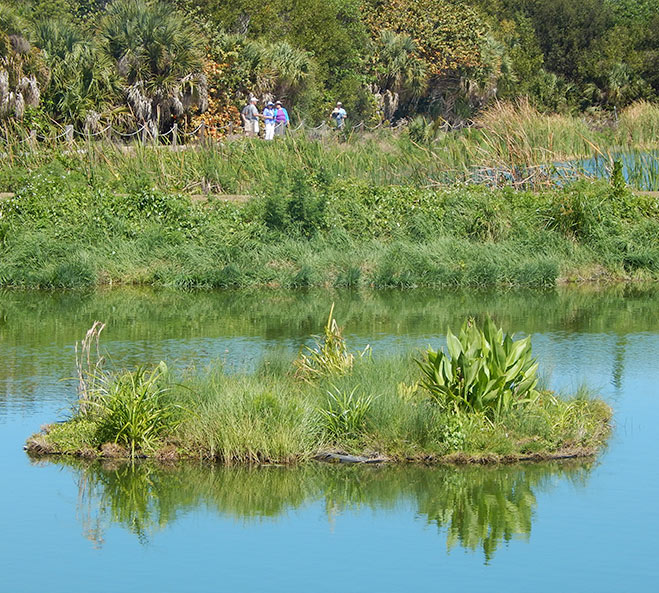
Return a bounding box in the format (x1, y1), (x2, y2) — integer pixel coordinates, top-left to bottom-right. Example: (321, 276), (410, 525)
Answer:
(2, 118), (432, 150)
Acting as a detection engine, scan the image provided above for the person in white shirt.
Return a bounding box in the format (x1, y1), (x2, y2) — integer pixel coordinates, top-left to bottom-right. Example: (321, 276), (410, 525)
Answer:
(241, 97), (260, 136)
(262, 101), (276, 140)
(331, 102), (347, 130)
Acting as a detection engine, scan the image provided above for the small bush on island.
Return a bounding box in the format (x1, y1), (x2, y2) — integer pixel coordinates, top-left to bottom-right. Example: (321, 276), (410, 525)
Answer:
(293, 303), (357, 381)
(417, 317), (539, 417)
(88, 364), (185, 458)
(27, 317), (612, 464)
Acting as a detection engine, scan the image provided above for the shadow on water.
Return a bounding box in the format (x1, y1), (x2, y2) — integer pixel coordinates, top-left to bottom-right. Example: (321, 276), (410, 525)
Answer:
(33, 457), (595, 563)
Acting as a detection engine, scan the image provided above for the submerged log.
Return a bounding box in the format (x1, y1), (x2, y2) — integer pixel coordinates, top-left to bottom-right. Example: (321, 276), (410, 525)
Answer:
(314, 452), (387, 464)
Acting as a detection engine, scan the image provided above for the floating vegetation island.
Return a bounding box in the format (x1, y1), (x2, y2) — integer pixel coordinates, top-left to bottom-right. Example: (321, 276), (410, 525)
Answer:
(27, 314), (612, 464)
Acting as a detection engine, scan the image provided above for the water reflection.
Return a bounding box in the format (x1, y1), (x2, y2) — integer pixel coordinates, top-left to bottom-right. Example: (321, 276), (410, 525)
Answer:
(2, 285), (658, 415)
(43, 457), (594, 562)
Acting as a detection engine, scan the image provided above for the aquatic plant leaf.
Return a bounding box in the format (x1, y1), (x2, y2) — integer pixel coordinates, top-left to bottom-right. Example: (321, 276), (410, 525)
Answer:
(446, 329), (462, 360)
(417, 316), (539, 417)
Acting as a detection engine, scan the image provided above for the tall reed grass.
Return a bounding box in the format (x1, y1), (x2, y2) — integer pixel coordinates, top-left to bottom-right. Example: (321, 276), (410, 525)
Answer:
(2, 101), (658, 193)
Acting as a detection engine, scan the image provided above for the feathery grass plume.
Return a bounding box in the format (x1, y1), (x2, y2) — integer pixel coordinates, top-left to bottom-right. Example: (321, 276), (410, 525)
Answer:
(74, 322), (184, 457)
(75, 321), (106, 415)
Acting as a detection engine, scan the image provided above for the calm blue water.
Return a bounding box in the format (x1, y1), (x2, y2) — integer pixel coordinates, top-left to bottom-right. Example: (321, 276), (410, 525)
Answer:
(571, 150), (659, 190)
(1, 288), (658, 593)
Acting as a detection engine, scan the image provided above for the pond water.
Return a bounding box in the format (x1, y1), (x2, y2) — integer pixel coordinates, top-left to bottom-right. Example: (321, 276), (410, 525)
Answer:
(563, 149), (659, 190)
(1, 286), (658, 593)
(473, 150), (659, 190)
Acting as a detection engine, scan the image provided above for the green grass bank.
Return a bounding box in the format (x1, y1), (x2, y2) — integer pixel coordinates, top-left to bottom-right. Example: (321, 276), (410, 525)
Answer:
(27, 317), (612, 464)
(1, 149), (658, 289)
(3, 104), (659, 290)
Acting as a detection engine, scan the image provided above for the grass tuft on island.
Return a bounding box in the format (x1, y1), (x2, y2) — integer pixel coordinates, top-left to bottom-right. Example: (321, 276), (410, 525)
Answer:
(26, 315), (612, 465)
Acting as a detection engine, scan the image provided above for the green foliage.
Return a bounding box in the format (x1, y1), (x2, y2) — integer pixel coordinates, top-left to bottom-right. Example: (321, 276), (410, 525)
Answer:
(611, 159), (627, 198)
(0, 0), (657, 128)
(1, 126), (659, 289)
(0, 2), (50, 121)
(319, 385), (374, 440)
(417, 317), (539, 417)
(30, 334), (612, 463)
(294, 303), (357, 381)
(32, 17), (119, 125)
(262, 171), (327, 236)
(88, 362), (184, 457)
(99, 0), (205, 129)
(365, 0), (487, 76)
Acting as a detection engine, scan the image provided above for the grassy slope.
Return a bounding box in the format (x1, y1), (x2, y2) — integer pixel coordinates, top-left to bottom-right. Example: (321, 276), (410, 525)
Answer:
(0, 154), (657, 289)
(1, 103), (659, 289)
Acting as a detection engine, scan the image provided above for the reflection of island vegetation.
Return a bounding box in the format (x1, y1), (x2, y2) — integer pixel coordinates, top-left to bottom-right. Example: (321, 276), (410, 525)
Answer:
(57, 458), (592, 561)
(2, 284), (655, 412)
(2, 285), (659, 351)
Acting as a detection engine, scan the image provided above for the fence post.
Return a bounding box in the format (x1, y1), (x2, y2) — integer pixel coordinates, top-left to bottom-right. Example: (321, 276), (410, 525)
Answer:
(28, 130), (37, 150)
(65, 125), (74, 143)
(152, 126), (158, 146)
(199, 122), (206, 145)
(141, 125), (148, 144)
(172, 123), (178, 148)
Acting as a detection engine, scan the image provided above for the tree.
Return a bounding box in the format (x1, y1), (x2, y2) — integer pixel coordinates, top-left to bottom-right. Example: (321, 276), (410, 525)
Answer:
(179, 0), (372, 121)
(364, 0), (492, 120)
(33, 18), (119, 127)
(371, 30), (427, 119)
(242, 40), (313, 103)
(99, 0), (207, 131)
(0, 2), (49, 120)
(364, 0), (488, 76)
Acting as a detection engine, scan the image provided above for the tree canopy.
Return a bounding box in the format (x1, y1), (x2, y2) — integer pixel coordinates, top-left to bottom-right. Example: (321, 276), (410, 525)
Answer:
(0, 0), (656, 129)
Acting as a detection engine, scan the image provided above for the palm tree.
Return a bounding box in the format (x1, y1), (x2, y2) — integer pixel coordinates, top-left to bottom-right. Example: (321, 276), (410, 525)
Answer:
(372, 30), (428, 120)
(0, 2), (48, 121)
(377, 30), (427, 97)
(243, 39), (313, 103)
(98, 0), (207, 132)
(33, 18), (119, 129)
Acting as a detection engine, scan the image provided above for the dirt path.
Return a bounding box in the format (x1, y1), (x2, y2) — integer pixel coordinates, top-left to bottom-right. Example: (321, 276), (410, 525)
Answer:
(189, 194), (251, 204)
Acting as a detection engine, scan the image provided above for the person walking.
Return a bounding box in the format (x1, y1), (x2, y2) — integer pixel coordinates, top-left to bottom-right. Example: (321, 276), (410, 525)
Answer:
(331, 102), (347, 130)
(263, 101), (276, 140)
(241, 97), (260, 137)
(274, 101), (289, 137)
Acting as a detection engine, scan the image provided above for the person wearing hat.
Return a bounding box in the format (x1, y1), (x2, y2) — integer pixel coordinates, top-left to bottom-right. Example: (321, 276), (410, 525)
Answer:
(262, 101), (276, 140)
(241, 97), (260, 137)
(331, 102), (347, 130)
(274, 101), (290, 137)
